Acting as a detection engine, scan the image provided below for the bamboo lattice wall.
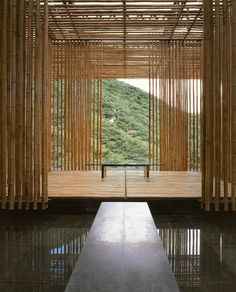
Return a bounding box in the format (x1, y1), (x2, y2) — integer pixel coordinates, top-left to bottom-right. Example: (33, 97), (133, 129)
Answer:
(0, 0), (50, 209)
(148, 41), (201, 171)
(51, 40), (103, 170)
(0, 0), (236, 210)
(202, 0), (236, 211)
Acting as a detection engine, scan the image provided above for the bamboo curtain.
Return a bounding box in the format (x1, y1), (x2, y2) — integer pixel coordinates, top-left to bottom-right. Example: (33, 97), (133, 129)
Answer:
(202, 0), (236, 211)
(149, 41), (201, 171)
(51, 41), (103, 171)
(0, 0), (50, 209)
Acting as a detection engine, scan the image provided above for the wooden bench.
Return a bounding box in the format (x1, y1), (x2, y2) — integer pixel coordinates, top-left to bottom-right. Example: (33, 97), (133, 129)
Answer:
(65, 202), (180, 292)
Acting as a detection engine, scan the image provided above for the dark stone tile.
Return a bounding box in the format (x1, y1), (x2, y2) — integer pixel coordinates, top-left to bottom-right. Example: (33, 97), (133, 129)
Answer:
(88, 217), (124, 243)
(123, 243), (179, 292)
(65, 242), (124, 292)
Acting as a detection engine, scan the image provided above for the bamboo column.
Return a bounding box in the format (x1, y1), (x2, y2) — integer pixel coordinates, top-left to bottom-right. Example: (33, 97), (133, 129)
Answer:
(25, 0), (33, 209)
(0, 0), (49, 209)
(42, 0), (48, 209)
(203, 0), (214, 210)
(232, 0), (236, 211)
(0, 0), (8, 209)
(214, 0), (221, 211)
(34, 0), (42, 209)
(15, 0), (25, 209)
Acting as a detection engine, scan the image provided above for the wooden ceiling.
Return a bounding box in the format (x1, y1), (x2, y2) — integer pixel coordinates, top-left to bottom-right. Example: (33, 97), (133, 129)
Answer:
(47, 0), (203, 42)
(48, 1), (203, 78)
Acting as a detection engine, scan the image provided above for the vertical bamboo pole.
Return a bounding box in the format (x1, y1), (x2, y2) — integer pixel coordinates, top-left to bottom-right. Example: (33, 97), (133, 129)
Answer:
(7, 0), (12, 207)
(148, 42), (152, 166)
(99, 41), (103, 166)
(8, 0), (17, 209)
(214, 0), (221, 210)
(48, 38), (52, 172)
(203, 0), (214, 210)
(61, 41), (64, 170)
(26, 0), (33, 209)
(34, 0), (42, 209)
(42, 0), (48, 209)
(200, 40), (205, 208)
(22, 0), (26, 206)
(52, 43), (56, 171)
(222, 0), (229, 211)
(0, 0), (8, 209)
(64, 42), (68, 170)
(56, 43), (59, 170)
(15, 0), (25, 209)
(231, 0), (236, 211)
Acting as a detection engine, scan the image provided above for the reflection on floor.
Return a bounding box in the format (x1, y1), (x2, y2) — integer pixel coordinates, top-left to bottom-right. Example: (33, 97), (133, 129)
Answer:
(153, 213), (236, 292)
(0, 209), (236, 291)
(0, 213), (94, 292)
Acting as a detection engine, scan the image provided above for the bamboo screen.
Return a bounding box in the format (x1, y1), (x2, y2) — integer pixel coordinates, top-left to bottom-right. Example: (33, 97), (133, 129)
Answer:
(1, 0), (236, 211)
(148, 41), (201, 171)
(0, 0), (50, 209)
(202, 0), (236, 211)
(50, 41), (103, 171)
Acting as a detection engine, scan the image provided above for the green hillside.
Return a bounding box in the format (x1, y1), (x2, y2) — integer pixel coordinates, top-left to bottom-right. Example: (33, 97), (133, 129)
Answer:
(102, 79), (149, 163)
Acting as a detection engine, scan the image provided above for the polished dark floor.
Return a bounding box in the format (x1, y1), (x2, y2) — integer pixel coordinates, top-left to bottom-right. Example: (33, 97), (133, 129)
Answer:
(153, 213), (236, 292)
(0, 212), (95, 292)
(0, 203), (236, 291)
(66, 202), (179, 292)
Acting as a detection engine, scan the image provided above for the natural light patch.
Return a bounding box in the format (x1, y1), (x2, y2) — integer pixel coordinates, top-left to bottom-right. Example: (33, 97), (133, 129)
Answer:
(118, 79), (149, 94)
(119, 78), (201, 113)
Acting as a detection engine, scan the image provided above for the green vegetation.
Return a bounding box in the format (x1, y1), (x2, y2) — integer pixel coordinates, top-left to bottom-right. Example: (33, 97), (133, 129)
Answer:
(102, 79), (149, 163)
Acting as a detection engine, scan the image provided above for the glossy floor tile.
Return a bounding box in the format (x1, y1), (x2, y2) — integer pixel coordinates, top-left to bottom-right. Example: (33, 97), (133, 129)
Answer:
(65, 203), (179, 292)
(0, 207), (236, 292)
(0, 213), (94, 292)
(153, 214), (236, 292)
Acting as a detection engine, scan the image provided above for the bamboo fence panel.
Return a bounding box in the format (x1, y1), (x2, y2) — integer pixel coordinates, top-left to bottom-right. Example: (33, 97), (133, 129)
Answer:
(201, 0), (236, 210)
(149, 41), (201, 172)
(0, 0), (50, 209)
(1, 0), (236, 211)
(50, 41), (103, 171)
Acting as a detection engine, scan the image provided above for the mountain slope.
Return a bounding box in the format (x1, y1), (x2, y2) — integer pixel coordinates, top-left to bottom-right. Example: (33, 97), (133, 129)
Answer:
(102, 79), (149, 163)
